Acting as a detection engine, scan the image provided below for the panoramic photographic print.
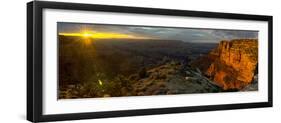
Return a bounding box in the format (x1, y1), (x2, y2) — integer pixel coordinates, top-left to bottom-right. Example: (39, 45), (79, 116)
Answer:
(58, 22), (258, 99)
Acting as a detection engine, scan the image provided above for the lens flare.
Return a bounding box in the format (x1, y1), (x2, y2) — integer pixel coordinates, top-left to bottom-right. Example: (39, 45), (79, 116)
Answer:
(98, 80), (103, 86)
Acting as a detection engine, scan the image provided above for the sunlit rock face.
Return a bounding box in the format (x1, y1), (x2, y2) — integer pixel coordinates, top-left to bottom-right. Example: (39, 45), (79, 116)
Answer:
(193, 39), (258, 90)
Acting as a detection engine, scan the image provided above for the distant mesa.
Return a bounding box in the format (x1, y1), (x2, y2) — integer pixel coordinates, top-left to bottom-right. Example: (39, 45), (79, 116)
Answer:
(192, 39), (258, 90)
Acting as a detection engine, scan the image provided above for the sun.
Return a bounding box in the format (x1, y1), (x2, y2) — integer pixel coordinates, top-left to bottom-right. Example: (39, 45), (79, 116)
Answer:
(82, 31), (93, 38)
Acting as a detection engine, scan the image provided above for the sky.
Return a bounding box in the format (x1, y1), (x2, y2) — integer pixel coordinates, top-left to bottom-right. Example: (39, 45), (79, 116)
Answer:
(58, 22), (258, 43)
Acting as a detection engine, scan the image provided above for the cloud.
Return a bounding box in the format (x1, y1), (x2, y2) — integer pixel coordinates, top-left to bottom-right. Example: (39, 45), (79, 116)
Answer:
(208, 30), (258, 40)
(58, 22), (258, 43)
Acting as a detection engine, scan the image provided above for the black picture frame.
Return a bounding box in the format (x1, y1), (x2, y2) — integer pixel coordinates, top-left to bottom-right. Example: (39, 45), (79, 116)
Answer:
(27, 1), (273, 122)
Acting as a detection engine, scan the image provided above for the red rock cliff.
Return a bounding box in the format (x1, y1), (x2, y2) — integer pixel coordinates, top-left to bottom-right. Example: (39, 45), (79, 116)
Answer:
(193, 39), (258, 90)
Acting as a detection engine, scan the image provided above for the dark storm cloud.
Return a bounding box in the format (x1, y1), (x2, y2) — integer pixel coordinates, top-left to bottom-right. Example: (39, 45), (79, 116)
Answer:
(58, 22), (258, 43)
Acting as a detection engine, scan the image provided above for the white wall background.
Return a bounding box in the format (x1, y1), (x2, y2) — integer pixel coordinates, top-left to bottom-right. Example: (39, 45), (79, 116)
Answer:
(0, 0), (279, 122)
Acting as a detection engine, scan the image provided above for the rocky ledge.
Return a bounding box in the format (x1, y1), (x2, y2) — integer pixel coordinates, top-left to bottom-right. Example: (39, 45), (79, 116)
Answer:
(133, 61), (222, 96)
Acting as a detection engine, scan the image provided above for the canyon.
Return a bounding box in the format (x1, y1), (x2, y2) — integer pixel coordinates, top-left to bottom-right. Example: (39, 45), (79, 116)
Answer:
(59, 36), (258, 98)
